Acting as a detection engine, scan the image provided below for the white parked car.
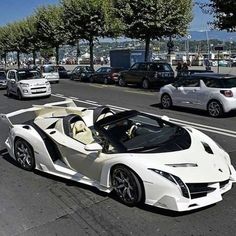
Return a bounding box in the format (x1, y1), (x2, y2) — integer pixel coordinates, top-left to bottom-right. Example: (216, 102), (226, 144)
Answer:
(160, 73), (236, 117)
(40, 65), (59, 83)
(1, 99), (235, 212)
(6, 69), (51, 99)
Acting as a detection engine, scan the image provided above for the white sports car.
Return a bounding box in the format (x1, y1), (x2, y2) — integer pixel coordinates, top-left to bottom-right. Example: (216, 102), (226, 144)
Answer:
(1, 99), (235, 212)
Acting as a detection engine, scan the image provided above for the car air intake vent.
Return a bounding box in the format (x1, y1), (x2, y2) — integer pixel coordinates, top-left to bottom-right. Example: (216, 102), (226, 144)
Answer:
(220, 179), (229, 189)
(186, 183), (216, 199)
(201, 142), (213, 154)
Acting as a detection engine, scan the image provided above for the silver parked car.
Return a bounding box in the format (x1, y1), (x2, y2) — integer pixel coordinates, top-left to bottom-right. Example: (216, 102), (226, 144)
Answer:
(160, 73), (236, 117)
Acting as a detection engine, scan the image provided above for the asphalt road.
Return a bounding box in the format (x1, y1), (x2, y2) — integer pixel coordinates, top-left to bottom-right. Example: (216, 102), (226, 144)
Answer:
(0, 79), (236, 236)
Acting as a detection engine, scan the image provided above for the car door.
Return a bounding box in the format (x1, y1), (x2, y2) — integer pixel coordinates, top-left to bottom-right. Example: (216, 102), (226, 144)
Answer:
(44, 129), (108, 181)
(94, 67), (103, 82)
(173, 78), (200, 108)
(125, 63), (140, 84)
(7, 71), (18, 94)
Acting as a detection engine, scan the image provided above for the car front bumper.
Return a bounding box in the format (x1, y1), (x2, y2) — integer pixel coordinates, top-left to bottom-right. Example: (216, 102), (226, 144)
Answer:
(143, 164), (236, 212)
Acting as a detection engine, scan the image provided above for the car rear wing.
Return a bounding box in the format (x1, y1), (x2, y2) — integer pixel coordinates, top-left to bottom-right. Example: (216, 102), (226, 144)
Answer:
(0, 107), (41, 128)
(0, 99), (78, 127)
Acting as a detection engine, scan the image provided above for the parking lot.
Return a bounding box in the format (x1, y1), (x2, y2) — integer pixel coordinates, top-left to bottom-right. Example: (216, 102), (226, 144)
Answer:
(1, 77), (236, 236)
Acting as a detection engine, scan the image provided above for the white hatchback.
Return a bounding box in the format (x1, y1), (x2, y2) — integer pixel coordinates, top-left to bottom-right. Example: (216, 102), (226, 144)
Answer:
(160, 73), (236, 117)
(7, 69), (51, 99)
(40, 65), (59, 83)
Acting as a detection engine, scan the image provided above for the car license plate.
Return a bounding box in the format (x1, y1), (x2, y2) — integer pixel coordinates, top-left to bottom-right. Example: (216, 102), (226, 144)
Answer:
(36, 89), (45, 92)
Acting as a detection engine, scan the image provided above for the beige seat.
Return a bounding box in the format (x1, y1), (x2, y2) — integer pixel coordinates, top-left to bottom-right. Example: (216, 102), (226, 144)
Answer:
(71, 120), (94, 144)
(96, 112), (114, 122)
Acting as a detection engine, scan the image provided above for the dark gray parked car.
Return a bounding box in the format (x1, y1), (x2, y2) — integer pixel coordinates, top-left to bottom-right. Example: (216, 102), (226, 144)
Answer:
(118, 62), (175, 89)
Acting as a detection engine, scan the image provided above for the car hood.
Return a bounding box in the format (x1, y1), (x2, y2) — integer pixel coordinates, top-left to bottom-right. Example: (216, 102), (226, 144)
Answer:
(19, 79), (49, 86)
(131, 128), (231, 183)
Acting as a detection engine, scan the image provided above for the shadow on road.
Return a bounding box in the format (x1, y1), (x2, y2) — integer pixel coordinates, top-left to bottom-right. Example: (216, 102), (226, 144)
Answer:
(0, 147), (217, 216)
(150, 103), (236, 118)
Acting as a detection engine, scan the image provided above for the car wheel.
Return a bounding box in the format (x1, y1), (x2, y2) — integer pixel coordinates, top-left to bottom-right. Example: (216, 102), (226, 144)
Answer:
(111, 165), (143, 206)
(17, 89), (23, 100)
(118, 76), (126, 87)
(104, 77), (108, 84)
(89, 76), (94, 83)
(6, 88), (11, 97)
(161, 94), (172, 109)
(207, 100), (223, 117)
(142, 79), (150, 89)
(14, 138), (35, 171)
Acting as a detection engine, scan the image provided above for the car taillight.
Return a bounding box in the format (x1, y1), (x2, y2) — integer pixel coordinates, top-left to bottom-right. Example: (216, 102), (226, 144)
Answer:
(220, 90), (233, 97)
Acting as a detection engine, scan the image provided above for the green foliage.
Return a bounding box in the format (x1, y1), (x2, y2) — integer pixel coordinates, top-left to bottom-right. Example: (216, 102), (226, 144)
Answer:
(113, 0), (193, 39)
(62, 0), (116, 40)
(35, 5), (66, 48)
(199, 0), (236, 32)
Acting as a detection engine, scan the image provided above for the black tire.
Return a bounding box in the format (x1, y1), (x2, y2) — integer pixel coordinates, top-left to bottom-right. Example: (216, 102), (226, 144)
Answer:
(118, 76), (126, 87)
(207, 100), (223, 117)
(14, 138), (35, 171)
(89, 76), (94, 83)
(111, 165), (143, 206)
(6, 87), (11, 97)
(17, 89), (23, 100)
(142, 79), (150, 89)
(161, 94), (172, 109)
(104, 77), (109, 85)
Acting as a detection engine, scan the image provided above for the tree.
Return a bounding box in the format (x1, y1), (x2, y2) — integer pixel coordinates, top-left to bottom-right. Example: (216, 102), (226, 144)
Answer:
(19, 16), (43, 65)
(199, 0), (236, 32)
(35, 5), (66, 64)
(113, 0), (193, 61)
(62, 0), (120, 69)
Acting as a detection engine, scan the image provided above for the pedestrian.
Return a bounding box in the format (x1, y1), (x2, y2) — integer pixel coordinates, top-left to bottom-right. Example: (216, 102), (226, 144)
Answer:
(176, 62), (182, 77)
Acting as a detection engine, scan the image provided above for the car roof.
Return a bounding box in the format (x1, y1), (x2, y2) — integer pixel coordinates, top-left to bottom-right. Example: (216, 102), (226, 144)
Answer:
(135, 62), (170, 64)
(191, 73), (236, 79)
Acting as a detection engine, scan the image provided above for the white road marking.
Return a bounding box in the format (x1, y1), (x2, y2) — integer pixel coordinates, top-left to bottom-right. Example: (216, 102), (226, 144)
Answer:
(85, 100), (98, 104)
(52, 94), (236, 138)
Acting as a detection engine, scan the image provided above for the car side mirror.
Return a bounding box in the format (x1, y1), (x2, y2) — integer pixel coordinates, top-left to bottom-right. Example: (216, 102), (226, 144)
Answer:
(84, 143), (103, 152)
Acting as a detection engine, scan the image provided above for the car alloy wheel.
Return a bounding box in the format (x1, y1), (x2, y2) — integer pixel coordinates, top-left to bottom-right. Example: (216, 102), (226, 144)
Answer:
(161, 94), (172, 109)
(6, 88), (11, 97)
(14, 139), (35, 171)
(104, 77), (108, 84)
(207, 100), (223, 117)
(111, 165), (143, 206)
(17, 90), (23, 100)
(118, 77), (126, 87)
(142, 79), (149, 89)
(89, 76), (94, 83)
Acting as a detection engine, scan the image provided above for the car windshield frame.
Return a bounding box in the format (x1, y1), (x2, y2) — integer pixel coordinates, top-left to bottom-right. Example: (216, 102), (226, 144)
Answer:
(94, 111), (190, 153)
(17, 71), (41, 81)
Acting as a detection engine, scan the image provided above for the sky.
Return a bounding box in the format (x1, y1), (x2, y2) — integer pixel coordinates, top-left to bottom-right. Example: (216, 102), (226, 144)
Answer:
(0, 0), (211, 31)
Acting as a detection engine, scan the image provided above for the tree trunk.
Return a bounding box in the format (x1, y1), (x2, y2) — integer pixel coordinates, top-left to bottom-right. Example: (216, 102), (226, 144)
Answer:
(89, 37), (94, 70)
(33, 50), (36, 65)
(4, 52), (7, 69)
(144, 36), (151, 62)
(76, 39), (80, 65)
(55, 46), (59, 65)
(17, 51), (20, 69)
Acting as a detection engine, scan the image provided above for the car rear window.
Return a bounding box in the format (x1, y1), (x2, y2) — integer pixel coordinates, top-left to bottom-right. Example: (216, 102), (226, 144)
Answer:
(149, 63), (173, 72)
(42, 66), (58, 73)
(204, 78), (236, 88)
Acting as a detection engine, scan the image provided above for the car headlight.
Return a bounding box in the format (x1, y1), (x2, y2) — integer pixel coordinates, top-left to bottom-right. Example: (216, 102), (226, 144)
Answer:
(20, 82), (29, 87)
(148, 168), (189, 198)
